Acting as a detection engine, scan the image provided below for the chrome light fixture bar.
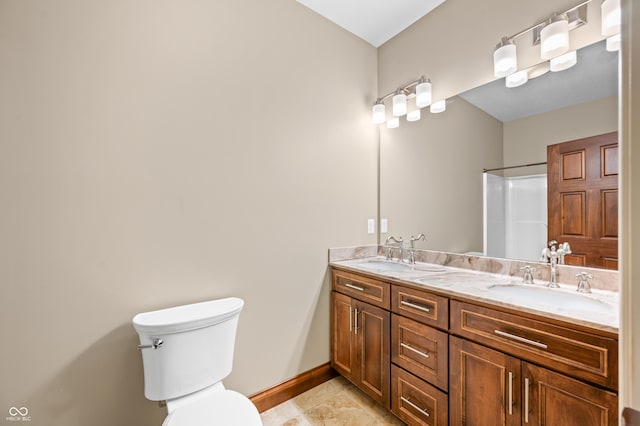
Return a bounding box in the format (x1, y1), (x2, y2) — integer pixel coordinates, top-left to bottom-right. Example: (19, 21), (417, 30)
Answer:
(371, 76), (439, 126)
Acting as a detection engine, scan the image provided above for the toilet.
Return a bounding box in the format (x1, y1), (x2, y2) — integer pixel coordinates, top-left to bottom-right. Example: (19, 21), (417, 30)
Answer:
(133, 297), (263, 426)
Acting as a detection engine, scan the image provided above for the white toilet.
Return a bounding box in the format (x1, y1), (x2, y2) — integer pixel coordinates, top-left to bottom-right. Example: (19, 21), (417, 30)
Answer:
(133, 297), (263, 426)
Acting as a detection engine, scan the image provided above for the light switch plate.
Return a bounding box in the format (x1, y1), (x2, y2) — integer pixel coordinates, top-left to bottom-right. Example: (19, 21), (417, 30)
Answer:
(381, 219), (388, 233)
(367, 219), (375, 234)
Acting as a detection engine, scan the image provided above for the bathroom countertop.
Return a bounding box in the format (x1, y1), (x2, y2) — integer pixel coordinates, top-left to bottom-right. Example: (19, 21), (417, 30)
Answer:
(330, 256), (619, 335)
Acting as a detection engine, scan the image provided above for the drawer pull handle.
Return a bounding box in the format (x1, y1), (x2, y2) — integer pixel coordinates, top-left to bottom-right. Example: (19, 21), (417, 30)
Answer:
(524, 377), (530, 423)
(401, 396), (430, 418)
(354, 308), (359, 335)
(508, 371), (513, 415)
(401, 300), (431, 313)
(400, 342), (430, 359)
(345, 283), (365, 292)
(494, 330), (548, 349)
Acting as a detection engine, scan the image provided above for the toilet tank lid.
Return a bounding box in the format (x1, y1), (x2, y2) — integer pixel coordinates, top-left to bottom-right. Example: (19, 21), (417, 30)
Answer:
(133, 297), (244, 335)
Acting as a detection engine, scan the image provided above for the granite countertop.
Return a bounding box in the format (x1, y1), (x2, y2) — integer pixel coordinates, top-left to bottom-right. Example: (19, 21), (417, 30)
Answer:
(330, 256), (619, 335)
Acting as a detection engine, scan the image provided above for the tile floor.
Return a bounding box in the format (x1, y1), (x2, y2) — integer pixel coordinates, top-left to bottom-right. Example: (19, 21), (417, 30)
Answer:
(260, 376), (404, 425)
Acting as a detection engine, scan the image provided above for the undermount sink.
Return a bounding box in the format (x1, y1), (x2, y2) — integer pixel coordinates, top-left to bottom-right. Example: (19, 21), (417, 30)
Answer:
(488, 284), (612, 313)
(356, 260), (445, 273)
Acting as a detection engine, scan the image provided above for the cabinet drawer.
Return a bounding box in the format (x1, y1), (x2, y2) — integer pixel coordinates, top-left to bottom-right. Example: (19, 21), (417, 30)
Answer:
(392, 285), (448, 330)
(391, 365), (448, 426)
(392, 314), (448, 391)
(332, 269), (390, 309)
(450, 300), (618, 390)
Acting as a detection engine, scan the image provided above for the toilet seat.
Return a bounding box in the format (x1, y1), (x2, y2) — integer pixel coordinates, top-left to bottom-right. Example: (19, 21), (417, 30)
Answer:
(162, 390), (262, 426)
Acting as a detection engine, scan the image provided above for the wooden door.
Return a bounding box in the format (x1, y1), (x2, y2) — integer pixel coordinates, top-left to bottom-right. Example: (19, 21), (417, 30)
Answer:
(355, 299), (391, 408)
(523, 362), (617, 425)
(331, 291), (354, 379)
(547, 132), (618, 269)
(450, 336), (521, 426)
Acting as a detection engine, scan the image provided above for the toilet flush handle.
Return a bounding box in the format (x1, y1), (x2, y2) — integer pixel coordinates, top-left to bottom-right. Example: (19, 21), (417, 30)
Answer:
(137, 338), (164, 350)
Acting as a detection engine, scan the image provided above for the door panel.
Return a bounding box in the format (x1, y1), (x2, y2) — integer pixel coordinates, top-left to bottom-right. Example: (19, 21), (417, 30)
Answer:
(524, 362), (617, 426)
(450, 336), (521, 426)
(356, 300), (390, 408)
(547, 132), (618, 269)
(331, 291), (354, 378)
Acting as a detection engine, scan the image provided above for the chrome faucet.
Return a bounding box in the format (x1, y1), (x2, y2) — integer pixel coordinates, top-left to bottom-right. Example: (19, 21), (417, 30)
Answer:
(385, 235), (403, 261)
(540, 240), (572, 265)
(408, 234), (426, 264)
(519, 265), (536, 284)
(576, 272), (593, 293)
(547, 243), (560, 288)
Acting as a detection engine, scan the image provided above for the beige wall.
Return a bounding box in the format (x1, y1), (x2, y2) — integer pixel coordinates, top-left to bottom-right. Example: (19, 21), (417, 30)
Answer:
(380, 97), (502, 253)
(503, 96), (618, 166)
(0, 1), (377, 425)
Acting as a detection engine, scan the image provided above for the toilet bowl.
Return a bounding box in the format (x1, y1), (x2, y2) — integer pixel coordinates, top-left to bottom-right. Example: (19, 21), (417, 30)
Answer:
(133, 297), (262, 426)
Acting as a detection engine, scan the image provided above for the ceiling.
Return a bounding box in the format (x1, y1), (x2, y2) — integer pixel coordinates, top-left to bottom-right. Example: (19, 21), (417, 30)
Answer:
(296, 0), (445, 47)
(459, 40), (618, 122)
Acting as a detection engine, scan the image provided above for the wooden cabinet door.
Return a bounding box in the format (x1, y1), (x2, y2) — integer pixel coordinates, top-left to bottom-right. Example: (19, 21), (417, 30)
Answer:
(547, 132), (618, 269)
(331, 291), (355, 379)
(523, 362), (618, 426)
(355, 299), (391, 408)
(450, 336), (521, 426)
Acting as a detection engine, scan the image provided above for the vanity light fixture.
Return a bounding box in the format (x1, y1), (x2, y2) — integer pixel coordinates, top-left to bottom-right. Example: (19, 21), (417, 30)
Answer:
(372, 100), (386, 124)
(494, 38), (518, 78)
(407, 109), (421, 122)
(430, 100), (446, 114)
(606, 33), (621, 51)
(601, 0), (621, 51)
(493, 0), (617, 89)
(371, 75), (438, 126)
(540, 13), (570, 60)
(505, 70), (529, 88)
(415, 77), (432, 108)
(550, 50), (577, 71)
(601, 0), (621, 36)
(392, 90), (407, 116)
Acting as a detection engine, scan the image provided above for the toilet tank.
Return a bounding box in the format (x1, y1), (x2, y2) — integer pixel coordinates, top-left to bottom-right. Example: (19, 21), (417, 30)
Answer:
(133, 298), (244, 401)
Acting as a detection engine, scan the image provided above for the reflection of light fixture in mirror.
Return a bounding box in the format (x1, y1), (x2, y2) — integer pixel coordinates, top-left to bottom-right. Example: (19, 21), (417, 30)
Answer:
(415, 78), (432, 107)
(494, 38), (517, 78)
(372, 100), (385, 124)
(550, 50), (577, 72)
(601, 0), (621, 36)
(527, 62), (551, 79)
(406, 110), (421, 122)
(392, 91), (407, 116)
(386, 117), (399, 129)
(430, 100), (446, 113)
(606, 34), (621, 51)
(506, 70), (528, 88)
(540, 13), (570, 60)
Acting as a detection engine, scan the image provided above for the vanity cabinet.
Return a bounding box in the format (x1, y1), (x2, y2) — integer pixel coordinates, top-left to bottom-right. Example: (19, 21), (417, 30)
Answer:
(450, 301), (618, 426)
(330, 266), (618, 426)
(331, 271), (391, 408)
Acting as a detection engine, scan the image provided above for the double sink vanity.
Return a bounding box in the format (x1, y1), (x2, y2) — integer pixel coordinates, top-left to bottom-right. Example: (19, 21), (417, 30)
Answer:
(329, 246), (619, 425)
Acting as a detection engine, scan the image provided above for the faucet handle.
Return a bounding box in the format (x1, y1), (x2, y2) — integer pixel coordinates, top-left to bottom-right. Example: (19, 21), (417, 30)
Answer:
(576, 272), (593, 294)
(519, 265), (536, 284)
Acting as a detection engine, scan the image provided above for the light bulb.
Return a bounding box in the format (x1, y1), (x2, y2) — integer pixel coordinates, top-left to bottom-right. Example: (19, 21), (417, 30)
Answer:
(392, 92), (407, 116)
(550, 51), (577, 72)
(415, 81), (432, 107)
(540, 15), (569, 60)
(601, 0), (621, 37)
(494, 39), (517, 78)
(505, 70), (528, 88)
(430, 100), (446, 113)
(407, 110), (421, 122)
(606, 34), (621, 52)
(386, 117), (399, 129)
(372, 102), (385, 124)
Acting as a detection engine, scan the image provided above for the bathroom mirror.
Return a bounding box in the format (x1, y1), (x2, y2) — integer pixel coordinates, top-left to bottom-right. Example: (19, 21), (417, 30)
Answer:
(379, 39), (619, 269)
